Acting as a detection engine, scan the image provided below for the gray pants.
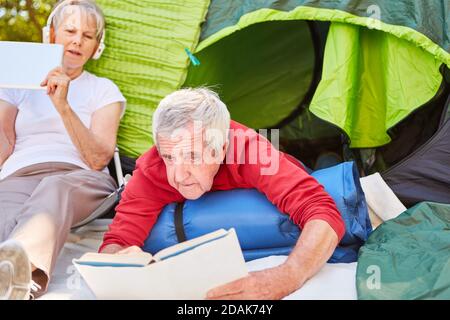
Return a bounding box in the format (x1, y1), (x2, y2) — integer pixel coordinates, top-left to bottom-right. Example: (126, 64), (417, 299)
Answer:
(0, 162), (116, 296)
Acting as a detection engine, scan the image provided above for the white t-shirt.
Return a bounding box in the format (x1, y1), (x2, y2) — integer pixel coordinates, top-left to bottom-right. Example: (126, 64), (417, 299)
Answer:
(0, 71), (126, 180)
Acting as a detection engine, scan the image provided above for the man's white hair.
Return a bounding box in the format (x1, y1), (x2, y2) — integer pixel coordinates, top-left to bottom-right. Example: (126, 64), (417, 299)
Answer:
(153, 88), (231, 152)
(53, 0), (105, 42)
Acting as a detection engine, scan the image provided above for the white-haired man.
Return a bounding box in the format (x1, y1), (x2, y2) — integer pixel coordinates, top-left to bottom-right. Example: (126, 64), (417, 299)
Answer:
(100, 88), (345, 299)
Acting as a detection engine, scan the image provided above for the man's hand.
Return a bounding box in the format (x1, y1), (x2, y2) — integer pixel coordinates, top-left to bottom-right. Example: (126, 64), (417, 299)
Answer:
(116, 246), (143, 255)
(206, 264), (303, 300)
(206, 220), (339, 300)
(100, 244), (143, 254)
(99, 243), (124, 254)
(0, 101), (17, 166)
(41, 67), (71, 114)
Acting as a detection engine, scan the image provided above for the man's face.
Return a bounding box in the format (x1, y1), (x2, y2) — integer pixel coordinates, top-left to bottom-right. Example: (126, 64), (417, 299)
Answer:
(158, 124), (226, 200)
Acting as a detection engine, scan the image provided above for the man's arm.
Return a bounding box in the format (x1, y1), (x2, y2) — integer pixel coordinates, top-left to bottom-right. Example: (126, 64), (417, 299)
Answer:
(207, 129), (344, 299)
(232, 130), (345, 240)
(0, 100), (18, 166)
(99, 173), (163, 253)
(99, 149), (182, 253)
(207, 219), (338, 299)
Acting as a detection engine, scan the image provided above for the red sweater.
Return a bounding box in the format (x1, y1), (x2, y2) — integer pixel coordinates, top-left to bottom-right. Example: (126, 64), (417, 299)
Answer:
(100, 121), (345, 251)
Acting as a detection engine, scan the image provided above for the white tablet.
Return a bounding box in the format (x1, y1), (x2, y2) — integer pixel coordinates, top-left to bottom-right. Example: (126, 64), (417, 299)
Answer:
(0, 41), (63, 90)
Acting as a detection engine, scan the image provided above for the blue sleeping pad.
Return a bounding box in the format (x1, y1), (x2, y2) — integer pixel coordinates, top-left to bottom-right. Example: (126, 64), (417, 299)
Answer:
(143, 161), (372, 263)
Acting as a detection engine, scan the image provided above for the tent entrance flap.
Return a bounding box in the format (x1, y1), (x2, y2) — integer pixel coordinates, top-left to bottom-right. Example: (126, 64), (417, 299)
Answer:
(309, 22), (444, 149)
(184, 20), (317, 129)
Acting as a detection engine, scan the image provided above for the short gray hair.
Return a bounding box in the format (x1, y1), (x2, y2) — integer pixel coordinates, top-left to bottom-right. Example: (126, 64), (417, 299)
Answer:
(52, 0), (105, 42)
(153, 88), (231, 152)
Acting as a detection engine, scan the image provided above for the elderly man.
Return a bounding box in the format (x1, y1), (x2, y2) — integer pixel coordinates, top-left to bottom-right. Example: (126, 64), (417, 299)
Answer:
(100, 88), (344, 300)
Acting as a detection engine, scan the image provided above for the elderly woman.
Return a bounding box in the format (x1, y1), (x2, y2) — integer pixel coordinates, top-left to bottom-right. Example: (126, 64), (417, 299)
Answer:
(0, 0), (125, 299)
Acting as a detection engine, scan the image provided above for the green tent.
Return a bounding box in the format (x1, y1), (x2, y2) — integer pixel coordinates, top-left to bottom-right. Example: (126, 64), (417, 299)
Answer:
(356, 201), (450, 300)
(86, 0), (449, 172)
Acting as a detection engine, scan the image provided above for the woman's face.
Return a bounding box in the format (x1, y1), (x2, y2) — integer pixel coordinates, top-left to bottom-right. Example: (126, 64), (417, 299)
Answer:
(53, 6), (99, 70)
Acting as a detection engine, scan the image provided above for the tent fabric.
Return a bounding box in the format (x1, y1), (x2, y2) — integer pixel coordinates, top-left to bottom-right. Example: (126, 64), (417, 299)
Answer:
(85, 0), (210, 157)
(382, 95), (450, 207)
(309, 22), (443, 148)
(201, 0), (450, 54)
(197, 2), (450, 67)
(375, 85), (449, 172)
(356, 201), (450, 300)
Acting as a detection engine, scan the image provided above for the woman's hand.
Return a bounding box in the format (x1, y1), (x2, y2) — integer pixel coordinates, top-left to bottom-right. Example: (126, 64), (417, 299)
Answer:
(41, 67), (71, 114)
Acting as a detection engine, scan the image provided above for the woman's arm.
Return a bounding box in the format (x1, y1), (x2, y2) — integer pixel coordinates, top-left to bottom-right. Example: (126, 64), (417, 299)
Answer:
(0, 100), (18, 166)
(58, 102), (122, 170)
(42, 67), (123, 171)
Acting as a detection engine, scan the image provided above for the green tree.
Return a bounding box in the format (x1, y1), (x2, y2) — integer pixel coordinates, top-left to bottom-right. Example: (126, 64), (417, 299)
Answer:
(0, 0), (56, 42)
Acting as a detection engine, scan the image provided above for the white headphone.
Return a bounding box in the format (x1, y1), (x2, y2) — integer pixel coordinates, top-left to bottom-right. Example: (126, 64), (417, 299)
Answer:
(42, 0), (105, 60)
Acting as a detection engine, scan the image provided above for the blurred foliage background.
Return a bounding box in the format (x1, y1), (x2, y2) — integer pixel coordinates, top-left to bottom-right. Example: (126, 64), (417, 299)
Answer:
(0, 0), (57, 42)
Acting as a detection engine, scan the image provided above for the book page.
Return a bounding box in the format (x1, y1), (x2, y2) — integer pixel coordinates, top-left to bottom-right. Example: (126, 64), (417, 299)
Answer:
(74, 229), (228, 267)
(0, 41), (63, 90)
(73, 228), (248, 299)
(74, 252), (153, 267)
(153, 228), (227, 261)
(154, 228), (249, 299)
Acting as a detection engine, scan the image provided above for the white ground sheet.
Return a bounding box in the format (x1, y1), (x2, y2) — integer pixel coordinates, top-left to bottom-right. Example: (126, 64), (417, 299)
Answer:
(38, 173), (403, 300)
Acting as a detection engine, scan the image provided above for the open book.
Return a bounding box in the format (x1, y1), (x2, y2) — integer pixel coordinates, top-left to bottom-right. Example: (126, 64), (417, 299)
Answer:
(73, 228), (248, 300)
(0, 41), (63, 90)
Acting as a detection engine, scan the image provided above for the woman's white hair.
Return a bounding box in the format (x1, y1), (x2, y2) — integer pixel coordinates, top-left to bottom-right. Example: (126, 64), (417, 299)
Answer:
(52, 0), (105, 42)
(153, 88), (231, 152)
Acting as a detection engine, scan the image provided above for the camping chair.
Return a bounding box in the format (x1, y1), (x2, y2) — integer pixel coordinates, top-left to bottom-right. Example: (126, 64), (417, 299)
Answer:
(71, 147), (131, 229)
